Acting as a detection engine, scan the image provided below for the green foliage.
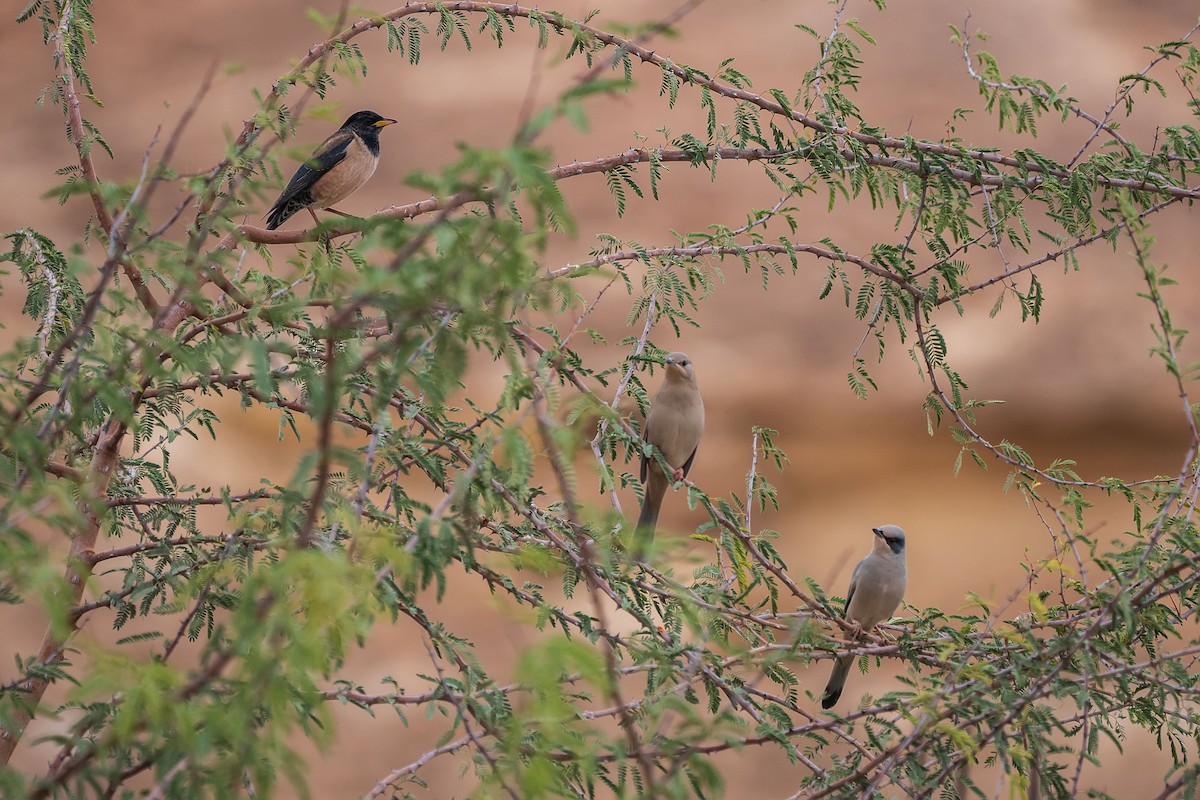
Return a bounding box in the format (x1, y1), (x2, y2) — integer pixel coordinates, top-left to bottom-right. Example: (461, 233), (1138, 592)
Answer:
(3, 2), (1200, 799)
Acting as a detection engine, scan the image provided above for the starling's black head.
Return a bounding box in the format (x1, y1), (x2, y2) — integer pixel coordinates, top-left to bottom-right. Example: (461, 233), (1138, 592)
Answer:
(341, 110), (397, 133)
(341, 111), (396, 156)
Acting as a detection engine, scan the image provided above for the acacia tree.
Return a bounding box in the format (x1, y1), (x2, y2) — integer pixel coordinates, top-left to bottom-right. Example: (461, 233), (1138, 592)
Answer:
(3, 1), (1200, 798)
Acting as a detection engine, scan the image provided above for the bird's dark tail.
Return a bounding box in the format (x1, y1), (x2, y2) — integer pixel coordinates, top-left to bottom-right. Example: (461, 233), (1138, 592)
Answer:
(266, 193), (312, 231)
(821, 654), (853, 709)
(631, 475), (666, 558)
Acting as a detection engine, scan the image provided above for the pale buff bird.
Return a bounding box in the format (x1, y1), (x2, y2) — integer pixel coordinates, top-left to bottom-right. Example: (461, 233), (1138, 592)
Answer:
(821, 524), (908, 710)
(633, 352), (704, 555)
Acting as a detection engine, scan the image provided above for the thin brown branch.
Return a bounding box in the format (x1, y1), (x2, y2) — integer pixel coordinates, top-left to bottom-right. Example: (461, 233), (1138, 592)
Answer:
(1067, 19), (1200, 168)
(297, 335), (340, 549)
(529, 360), (659, 794)
(52, 1), (111, 231)
(960, 18), (1136, 162)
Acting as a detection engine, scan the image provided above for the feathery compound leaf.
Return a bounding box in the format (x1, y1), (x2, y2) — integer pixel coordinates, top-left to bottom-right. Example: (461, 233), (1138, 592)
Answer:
(16, 0), (42, 23)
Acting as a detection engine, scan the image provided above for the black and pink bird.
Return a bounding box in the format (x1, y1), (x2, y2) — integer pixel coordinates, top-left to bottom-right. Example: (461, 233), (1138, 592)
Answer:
(265, 110), (397, 230)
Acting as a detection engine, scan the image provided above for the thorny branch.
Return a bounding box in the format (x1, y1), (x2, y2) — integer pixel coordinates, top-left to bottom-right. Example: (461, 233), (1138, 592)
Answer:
(7, 1), (1200, 797)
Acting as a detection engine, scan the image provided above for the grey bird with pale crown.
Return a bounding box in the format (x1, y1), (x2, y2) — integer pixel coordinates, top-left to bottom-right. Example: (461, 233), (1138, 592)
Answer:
(821, 524), (908, 710)
(633, 352), (704, 556)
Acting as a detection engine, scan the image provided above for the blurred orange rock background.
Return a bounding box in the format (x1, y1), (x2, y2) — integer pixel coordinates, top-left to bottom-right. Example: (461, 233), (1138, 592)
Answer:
(3, 1), (1199, 796)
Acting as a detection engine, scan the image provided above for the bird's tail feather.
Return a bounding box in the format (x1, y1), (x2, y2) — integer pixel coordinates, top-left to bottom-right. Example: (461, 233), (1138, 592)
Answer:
(821, 654), (853, 710)
(631, 477), (666, 557)
(266, 193), (312, 231)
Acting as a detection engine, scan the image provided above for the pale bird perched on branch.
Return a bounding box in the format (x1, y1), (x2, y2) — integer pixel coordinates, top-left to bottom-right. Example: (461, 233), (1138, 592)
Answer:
(266, 110), (396, 230)
(821, 524), (908, 710)
(633, 352), (705, 556)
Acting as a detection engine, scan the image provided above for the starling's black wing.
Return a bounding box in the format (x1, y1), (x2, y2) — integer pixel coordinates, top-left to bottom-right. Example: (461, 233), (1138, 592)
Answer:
(266, 130), (354, 230)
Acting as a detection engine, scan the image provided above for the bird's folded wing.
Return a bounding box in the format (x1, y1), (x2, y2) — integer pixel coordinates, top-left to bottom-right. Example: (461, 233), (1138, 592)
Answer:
(277, 131), (354, 204)
(639, 424), (652, 483)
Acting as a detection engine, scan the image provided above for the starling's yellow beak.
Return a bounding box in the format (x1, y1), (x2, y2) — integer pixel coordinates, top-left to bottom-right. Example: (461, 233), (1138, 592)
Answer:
(375, 118), (397, 127)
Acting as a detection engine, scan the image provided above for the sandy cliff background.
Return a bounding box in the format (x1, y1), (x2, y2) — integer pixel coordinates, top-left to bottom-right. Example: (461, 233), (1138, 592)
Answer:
(3, 0), (1200, 796)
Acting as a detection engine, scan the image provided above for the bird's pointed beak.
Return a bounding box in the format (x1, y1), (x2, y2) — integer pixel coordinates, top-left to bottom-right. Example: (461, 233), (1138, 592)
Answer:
(375, 118), (398, 127)
(872, 527), (884, 538)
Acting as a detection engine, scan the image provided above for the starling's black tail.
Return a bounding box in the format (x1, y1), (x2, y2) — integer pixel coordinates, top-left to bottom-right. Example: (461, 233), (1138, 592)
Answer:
(266, 192), (312, 230)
